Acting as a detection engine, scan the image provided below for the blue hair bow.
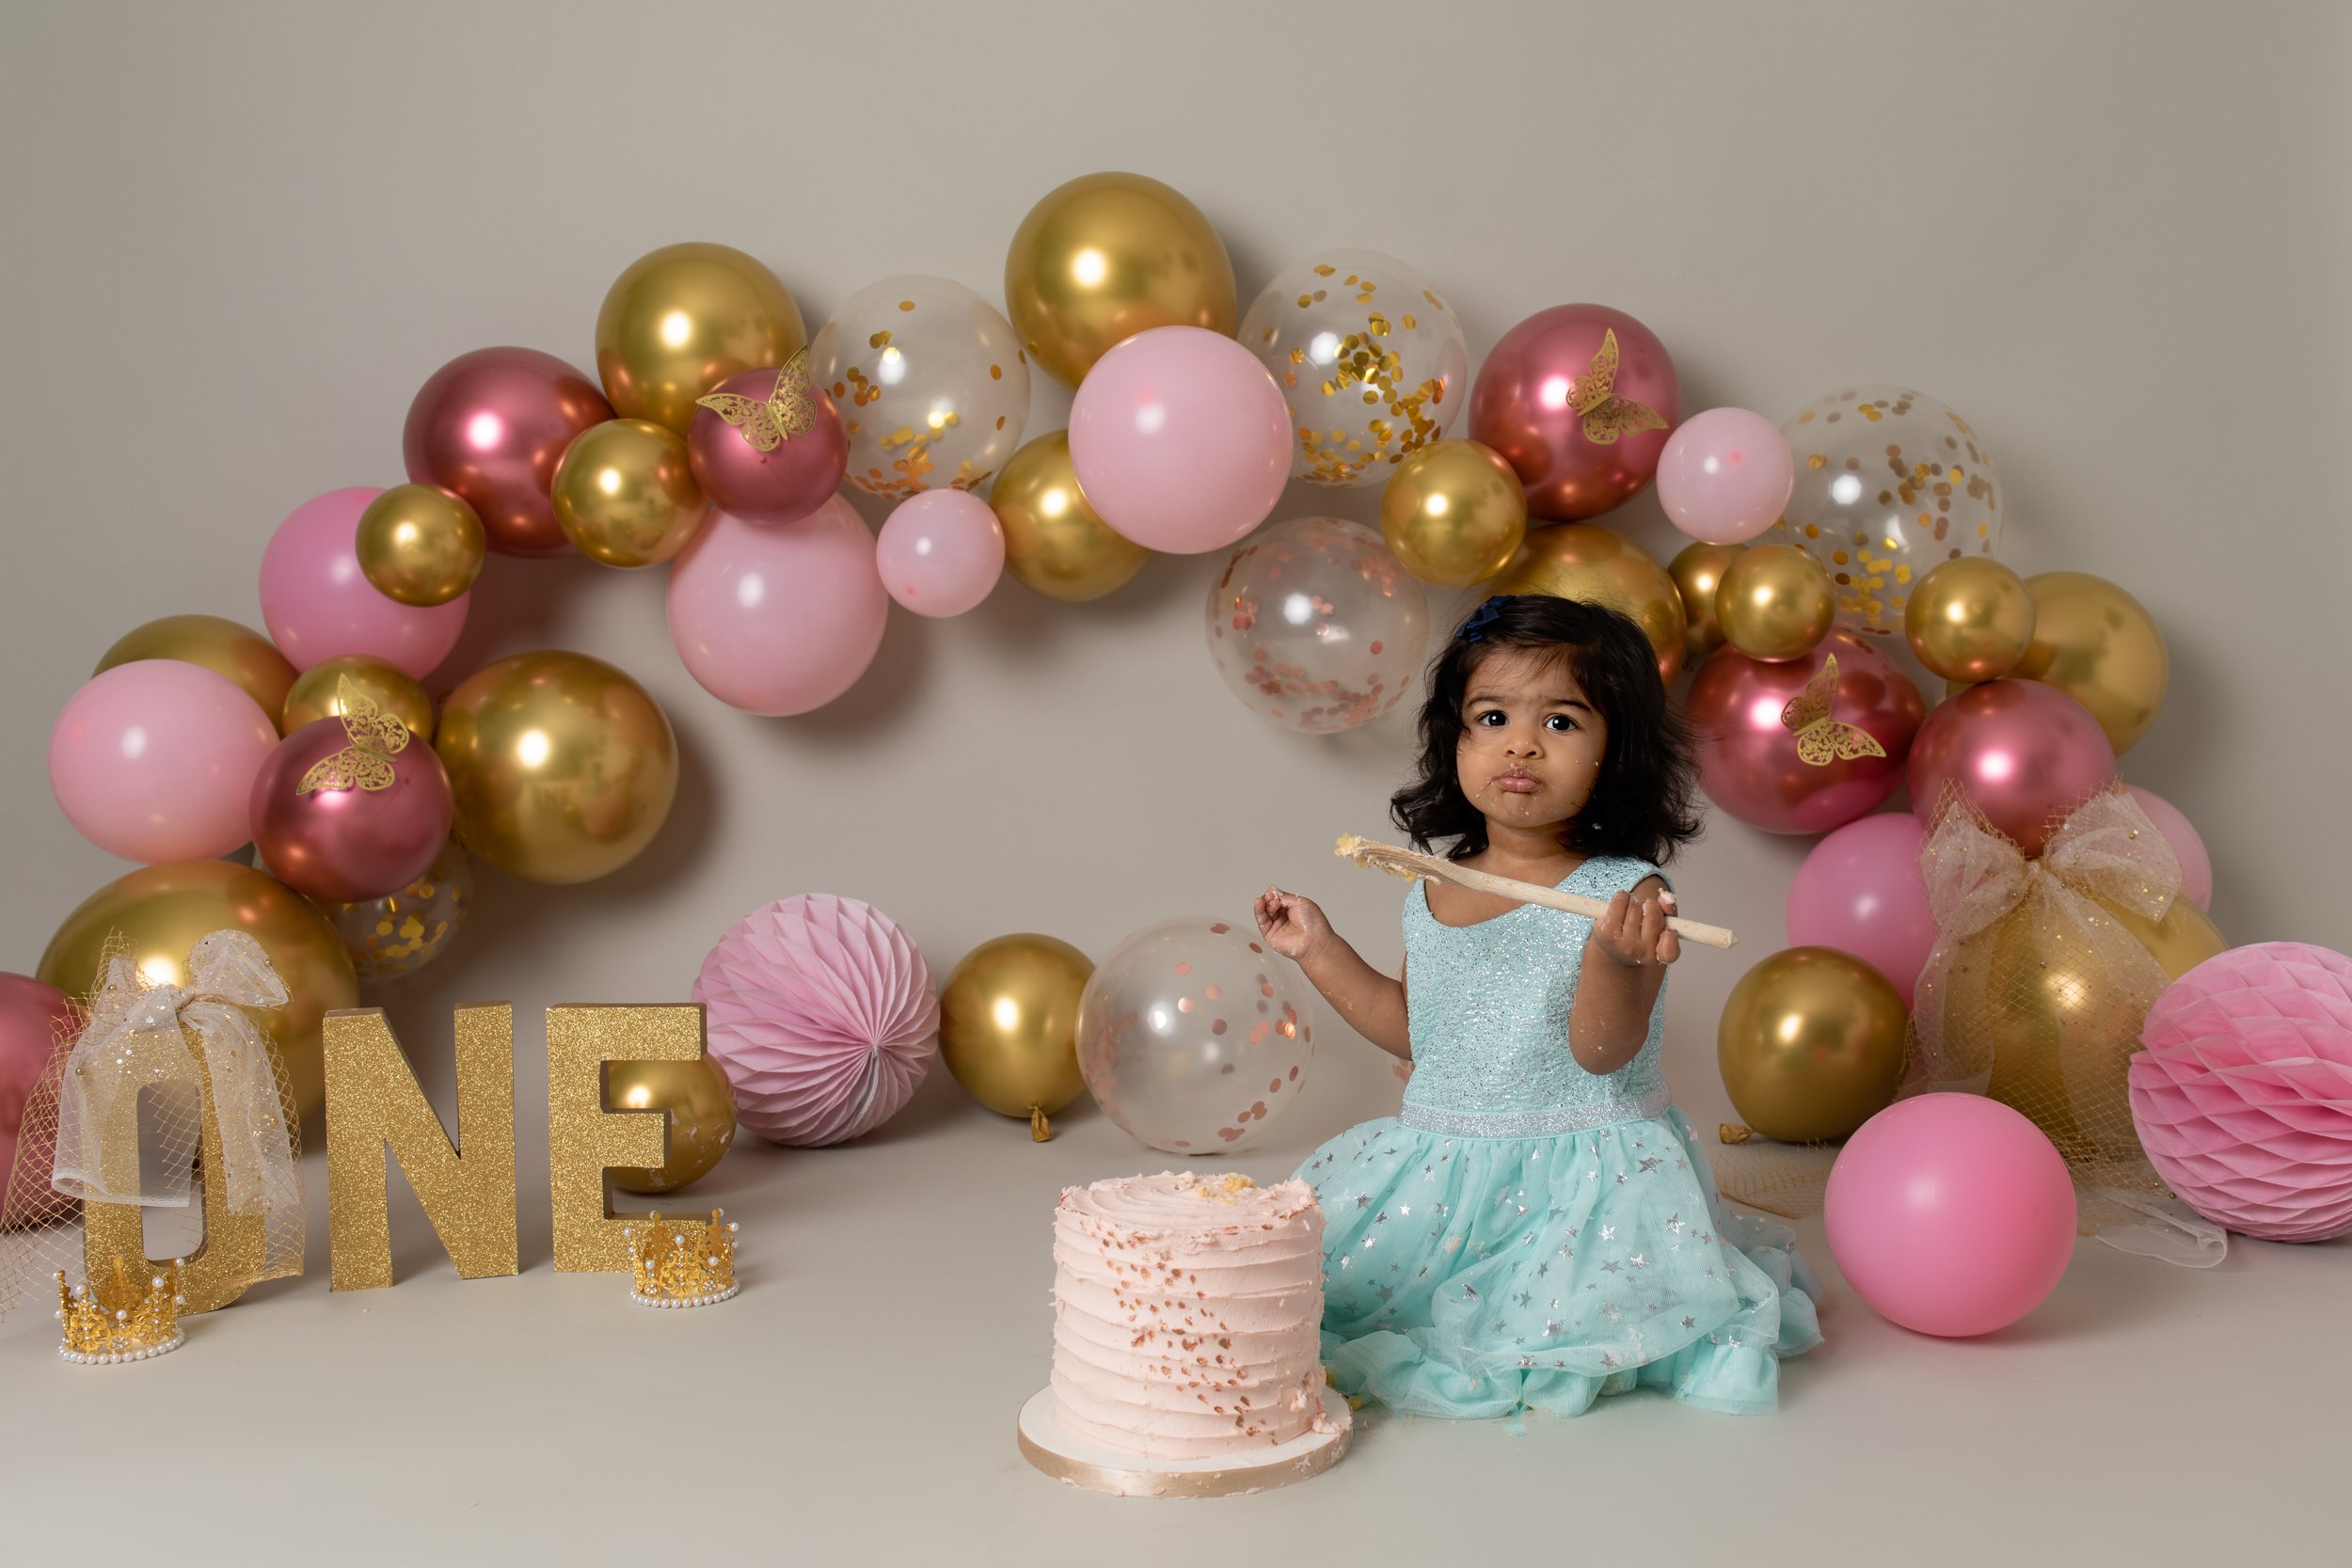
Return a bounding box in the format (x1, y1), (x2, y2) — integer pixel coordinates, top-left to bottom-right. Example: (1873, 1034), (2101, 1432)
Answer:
(1456, 594), (1513, 642)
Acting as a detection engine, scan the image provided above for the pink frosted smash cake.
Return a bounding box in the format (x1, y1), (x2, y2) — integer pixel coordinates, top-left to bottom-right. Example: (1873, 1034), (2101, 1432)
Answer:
(1050, 1172), (1338, 1459)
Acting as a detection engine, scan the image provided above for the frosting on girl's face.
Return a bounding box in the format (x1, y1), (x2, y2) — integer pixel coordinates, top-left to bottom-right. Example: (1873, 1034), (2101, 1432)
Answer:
(1454, 646), (1609, 841)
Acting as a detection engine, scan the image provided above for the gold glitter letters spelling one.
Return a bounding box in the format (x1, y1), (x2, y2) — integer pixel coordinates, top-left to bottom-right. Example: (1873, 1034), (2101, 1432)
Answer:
(547, 1004), (707, 1274)
(323, 1005), (519, 1290)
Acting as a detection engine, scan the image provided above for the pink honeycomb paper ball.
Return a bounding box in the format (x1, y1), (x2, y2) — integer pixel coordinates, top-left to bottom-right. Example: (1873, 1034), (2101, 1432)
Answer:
(694, 895), (939, 1148)
(2130, 942), (2352, 1243)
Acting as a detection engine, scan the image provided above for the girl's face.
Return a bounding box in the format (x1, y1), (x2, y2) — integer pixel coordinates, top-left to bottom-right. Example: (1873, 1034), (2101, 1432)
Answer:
(1454, 646), (1610, 839)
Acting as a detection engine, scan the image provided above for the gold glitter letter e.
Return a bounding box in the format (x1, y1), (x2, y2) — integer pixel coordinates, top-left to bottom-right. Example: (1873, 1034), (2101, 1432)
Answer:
(547, 1004), (706, 1273)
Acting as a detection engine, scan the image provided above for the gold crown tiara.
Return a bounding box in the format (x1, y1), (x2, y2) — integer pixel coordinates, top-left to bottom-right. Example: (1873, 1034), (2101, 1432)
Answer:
(56, 1258), (186, 1365)
(623, 1210), (739, 1308)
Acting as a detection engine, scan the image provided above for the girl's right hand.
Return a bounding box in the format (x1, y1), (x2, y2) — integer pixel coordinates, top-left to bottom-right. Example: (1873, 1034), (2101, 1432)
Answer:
(1253, 885), (1333, 963)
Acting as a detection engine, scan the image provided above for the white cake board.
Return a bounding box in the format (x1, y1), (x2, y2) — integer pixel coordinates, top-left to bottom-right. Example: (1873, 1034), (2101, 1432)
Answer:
(1016, 1386), (1352, 1497)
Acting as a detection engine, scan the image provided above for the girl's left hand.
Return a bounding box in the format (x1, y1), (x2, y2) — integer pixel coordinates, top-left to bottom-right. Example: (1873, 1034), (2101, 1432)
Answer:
(1592, 888), (1680, 970)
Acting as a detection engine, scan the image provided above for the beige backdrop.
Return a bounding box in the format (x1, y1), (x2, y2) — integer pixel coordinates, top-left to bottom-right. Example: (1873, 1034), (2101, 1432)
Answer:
(1, 3), (2345, 1563)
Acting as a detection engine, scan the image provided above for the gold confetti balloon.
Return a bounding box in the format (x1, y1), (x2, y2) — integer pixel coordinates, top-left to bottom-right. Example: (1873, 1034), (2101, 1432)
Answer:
(282, 655), (436, 742)
(939, 933), (1094, 1139)
(609, 1054), (739, 1196)
(1766, 385), (2002, 635)
(94, 613), (297, 734)
(595, 242), (807, 434)
(989, 431), (1151, 602)
(550, 418), (709, 568)
(1239, 250), (1469, 487)
(322, 838), (472, 985)
(1668, 542), (1743, 662)
(1003, 171), (1237, 387)
(809, 275), (1031, 501)
(1903, 556), (2036, 684)
(434, 651), (677, 885)
(355, 483), (485, 607)
(1486, 522), (1686, 684)
(1717, 946), (1908, 1144)
(1716, 543), (1836, 663)
(1379, 439), (1527, 587)
(2010, 570), (2168, 754)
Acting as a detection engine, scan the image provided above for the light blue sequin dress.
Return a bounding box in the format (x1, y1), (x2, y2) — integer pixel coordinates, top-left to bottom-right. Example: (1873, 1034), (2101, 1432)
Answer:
(1295, 856), (1823, 1418)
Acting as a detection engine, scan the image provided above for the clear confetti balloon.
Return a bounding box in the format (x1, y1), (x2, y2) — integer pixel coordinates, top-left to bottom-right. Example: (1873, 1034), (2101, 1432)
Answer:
(809, 274), (1031, 500)
(1239, 249), (1469, 486)
(1204, 515), (1429, 733)
(321, 838), (471, 986)
(1076, 917), (1315, 1155)
(1766, 385), (2003, 635)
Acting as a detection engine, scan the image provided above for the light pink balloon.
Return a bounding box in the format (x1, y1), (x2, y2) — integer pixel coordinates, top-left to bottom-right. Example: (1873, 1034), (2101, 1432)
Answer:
(1786, 813), (1937, 1006)
(876, 490), (1005, 617)
(666, 497), (888, 716)
(1067, 326), (1291, 554)
(50, 660), (278, 863)
(1656, 406), (1794, 545)
(2125, 784), (2212, 911)
(260, 487), (471, 677)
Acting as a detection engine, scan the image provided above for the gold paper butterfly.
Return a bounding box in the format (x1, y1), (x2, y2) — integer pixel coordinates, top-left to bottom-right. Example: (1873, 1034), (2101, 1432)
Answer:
(694, 347), (818, 451)
(1573, 328), (1669, 445)
(297, 677), (410, 794)
(1780, 655), (1888, 767)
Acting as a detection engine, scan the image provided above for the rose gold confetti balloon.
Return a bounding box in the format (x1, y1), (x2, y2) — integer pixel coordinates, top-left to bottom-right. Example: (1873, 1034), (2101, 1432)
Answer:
(1076, 917), (1315, 1154)
(809, 275), (1030, 501)
(1203, 516), (1428, 733)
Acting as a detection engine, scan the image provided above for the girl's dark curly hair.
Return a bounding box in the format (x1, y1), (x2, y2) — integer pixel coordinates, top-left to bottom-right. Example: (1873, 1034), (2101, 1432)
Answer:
(1390, 594), (1702, 867)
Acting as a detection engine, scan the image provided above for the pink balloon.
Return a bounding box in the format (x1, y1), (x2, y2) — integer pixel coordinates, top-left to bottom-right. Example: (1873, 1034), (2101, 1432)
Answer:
(666, 498), (888, 716)
(50, 660), (278, 863)
(1826, 1094), (2076, 1337)
(260, 487), (470, 677)
(1656, 406), (1793, 545)
(1467, 304), (1679, 522)
(1786, 813), (1936, 1006)
(686, 366), (849, 526)
(1908, 680), (2117, 857)
(0, 974), (73, 1201)
(1067, 326), (1290, 554)
(249, 717), (454, 902)
(876, 490), (1005, 617)
(1686, 629), (1924, 834)
(404, 346), (614, 556)
(2125, 784), (2212, 911)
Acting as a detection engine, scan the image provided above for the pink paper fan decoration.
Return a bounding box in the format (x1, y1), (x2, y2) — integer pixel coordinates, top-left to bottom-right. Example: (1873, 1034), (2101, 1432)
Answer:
(2130, 942), (2352, 1243)
(694, 895), (940, 1147)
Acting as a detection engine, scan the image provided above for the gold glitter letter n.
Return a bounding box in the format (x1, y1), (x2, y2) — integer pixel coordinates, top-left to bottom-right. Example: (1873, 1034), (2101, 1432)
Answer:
(547, 1004), (706, 1273)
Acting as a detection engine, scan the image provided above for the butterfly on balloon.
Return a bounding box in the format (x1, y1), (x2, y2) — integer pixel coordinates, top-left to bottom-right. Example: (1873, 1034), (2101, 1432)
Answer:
(1780, 656), (1889, 767)
(296, 677), (412, 794)
(1571, 328), (1668, 446)
(693, 347), (819, 451)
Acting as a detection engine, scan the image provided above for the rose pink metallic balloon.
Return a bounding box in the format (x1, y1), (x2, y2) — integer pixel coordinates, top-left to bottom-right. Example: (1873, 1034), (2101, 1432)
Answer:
(1656, 406), (1794, 545)
(260, 487), (470, 677)
(249, 716), (455, 902)
(1687, 629), (1924, 834)
(1786, 813), (1936, 1006)
(1907, 680), (2117, 856)
(2125, 784), (2212, 911)
(666, 497), (888, 716)
(876, 490), (1005, 616)
(0, 973), (72, 1202)
(404, 346), (614, 556)
(685, 366), (849, 526)
(49, 659), (280, 863)
(1067, 326), (1291, 554)
(1468, 304), (1679, 522)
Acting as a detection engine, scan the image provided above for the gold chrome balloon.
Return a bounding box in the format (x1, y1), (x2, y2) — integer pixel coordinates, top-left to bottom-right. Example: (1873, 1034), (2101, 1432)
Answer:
(2011, 570), (2169, 753)
(95, 614), (296, 733)
(1002, 171), (1237, 387)
(550, 418), (709, 568)
(1715, 543), (1835, 663)
(595, 242), (808, 433)
(356, 483), (485, 607)
(39, 859), (358, 1120)
(1487, 522), (1685, 683)
(434, 651), (678, 885)
(1903, 556), (2035, 684)
(320, 837), (472, 985)
(990, 431), (1151, 602)
(282, 655), (436, 742)
(1668, 542), (1742, 662)
(1717, 946), (1908, 1144)
(2100, 893), (2226, 982)
(939, 934), (1093, 1139)
(609, 1054), (739, 1195)
(1379, 439), (1527, 587)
